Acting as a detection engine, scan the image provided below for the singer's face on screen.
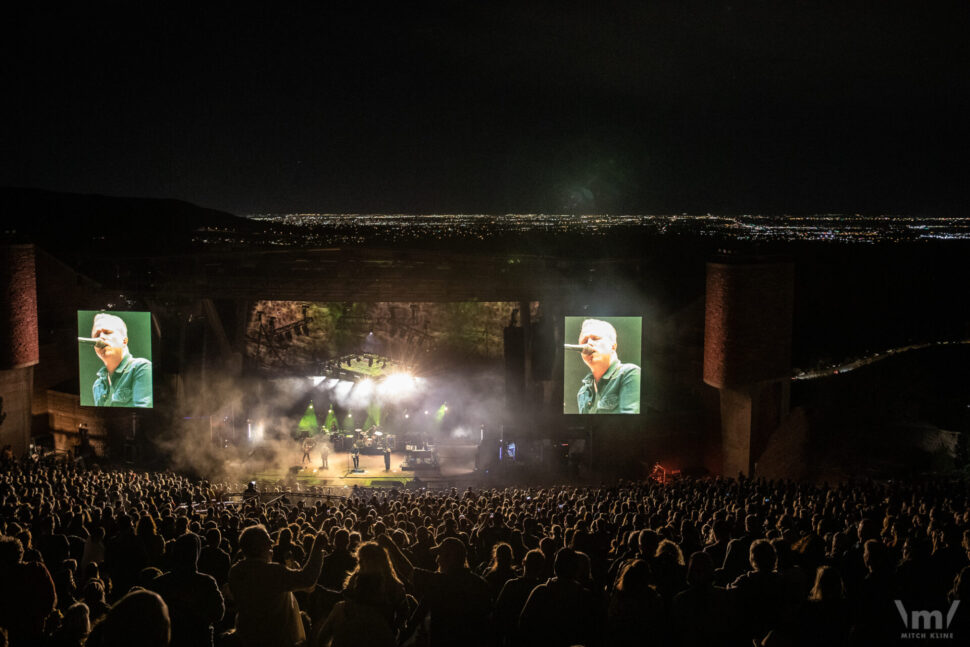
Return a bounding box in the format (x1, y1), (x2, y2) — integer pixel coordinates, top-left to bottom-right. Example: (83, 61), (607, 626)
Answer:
(579, 321), (617, 375)
(92, 314), (128, 368)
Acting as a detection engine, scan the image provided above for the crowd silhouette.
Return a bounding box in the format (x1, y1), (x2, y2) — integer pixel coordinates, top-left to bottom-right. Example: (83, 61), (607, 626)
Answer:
(1, 453), (968, 646)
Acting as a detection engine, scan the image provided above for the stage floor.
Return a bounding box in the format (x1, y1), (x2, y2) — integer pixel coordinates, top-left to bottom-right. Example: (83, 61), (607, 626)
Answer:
(250, 447), (479, 489)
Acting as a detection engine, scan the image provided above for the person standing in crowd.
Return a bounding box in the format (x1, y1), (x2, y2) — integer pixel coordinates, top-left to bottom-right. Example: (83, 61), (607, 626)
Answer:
(519, 547), (603, 647)
(310, 541), (408, 647)
(229, 524), (327, 647)
(0, 536), (57, 646)
(319, 528), (358, 591)
(148, 533), (224, 647)
(728, 539), (786, 643)
(494, 549), (545, 647)
(671, 552), (732, 646)
(378, 534), (493, 647)
(89, 588), (171, 647)
(197, 529), (231, 588)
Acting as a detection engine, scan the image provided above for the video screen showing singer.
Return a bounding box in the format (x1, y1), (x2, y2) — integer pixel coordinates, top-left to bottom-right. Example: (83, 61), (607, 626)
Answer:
(565, 318), (641, 414)
(78, 311), (153, 408)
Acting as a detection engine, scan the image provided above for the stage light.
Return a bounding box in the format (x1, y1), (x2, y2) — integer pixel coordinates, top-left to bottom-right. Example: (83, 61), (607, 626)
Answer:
(378, 372), (417, 401)
(349, 378), (376, 408)
(334, 380), (353, 401)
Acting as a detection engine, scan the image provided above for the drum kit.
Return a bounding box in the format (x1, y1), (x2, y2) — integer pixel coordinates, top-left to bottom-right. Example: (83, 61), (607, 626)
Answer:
(358, 427), (396, 453)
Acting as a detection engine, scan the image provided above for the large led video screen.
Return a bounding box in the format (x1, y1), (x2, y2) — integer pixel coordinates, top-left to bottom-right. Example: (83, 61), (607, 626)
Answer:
(78, 310), (153, 408)
(563, 316), (641, 414)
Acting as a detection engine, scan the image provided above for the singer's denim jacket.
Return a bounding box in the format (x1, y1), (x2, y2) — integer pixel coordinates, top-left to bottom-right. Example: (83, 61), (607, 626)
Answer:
(93, 350), (153, 407)
(577, 359), (640, 414)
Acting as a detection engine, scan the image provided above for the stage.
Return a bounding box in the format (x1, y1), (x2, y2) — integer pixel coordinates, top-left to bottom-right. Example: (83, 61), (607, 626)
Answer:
(248, 446), (480, 490)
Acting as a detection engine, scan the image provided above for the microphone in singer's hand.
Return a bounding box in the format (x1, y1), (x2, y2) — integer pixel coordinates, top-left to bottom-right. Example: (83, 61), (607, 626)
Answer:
(78, 337), (108, 349)
(564, 344), (595, 355)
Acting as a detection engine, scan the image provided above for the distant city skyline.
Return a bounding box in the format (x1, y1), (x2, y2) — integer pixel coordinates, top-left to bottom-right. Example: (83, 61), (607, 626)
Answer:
(204, 213), (970, 246)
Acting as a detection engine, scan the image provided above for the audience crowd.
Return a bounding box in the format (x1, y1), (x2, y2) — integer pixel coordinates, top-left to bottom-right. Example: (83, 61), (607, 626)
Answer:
(1, 453), (969, 646)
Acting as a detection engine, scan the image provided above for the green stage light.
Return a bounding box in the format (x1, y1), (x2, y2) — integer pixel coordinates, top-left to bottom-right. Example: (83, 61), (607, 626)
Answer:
(299, 403), (319, 434)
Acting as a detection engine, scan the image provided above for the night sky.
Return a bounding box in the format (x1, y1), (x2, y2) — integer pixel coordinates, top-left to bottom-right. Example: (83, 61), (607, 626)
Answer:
(4, 2), (968, 215)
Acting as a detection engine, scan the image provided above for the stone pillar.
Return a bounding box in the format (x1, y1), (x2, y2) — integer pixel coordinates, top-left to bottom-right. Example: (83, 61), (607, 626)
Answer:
(704, 255), (793, 476)
(0, 245), (40, 456)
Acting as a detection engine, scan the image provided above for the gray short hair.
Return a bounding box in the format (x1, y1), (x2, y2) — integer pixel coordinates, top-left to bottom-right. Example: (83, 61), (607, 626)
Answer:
(92, 313), (128, 338)
(580, 319), (617, 344)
